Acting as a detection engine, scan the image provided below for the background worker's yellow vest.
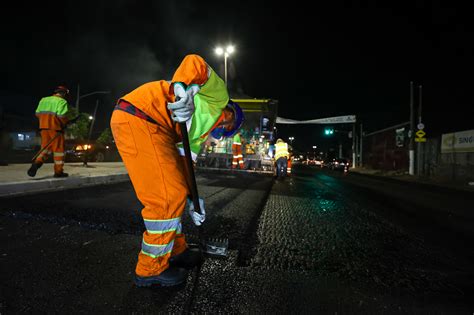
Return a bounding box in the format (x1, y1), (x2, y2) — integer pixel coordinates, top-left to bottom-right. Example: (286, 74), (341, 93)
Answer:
(275, 142), (289, 160)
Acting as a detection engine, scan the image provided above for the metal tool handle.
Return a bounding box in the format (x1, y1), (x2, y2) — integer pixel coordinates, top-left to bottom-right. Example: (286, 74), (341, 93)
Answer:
(179, 122), (203, 215)
(31, 131), (62, 162)
(31, 116), (80, 162)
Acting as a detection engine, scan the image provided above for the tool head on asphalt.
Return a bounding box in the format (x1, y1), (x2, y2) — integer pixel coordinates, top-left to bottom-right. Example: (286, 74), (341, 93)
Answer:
(202, 238), (229, 257)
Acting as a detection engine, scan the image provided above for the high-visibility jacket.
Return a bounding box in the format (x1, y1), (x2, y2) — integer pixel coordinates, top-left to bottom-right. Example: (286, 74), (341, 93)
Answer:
(274, 142), (289, 160)
(35, 96), (69, 130)
(121, 54), (229, 161)
(232, 133), (241, 145)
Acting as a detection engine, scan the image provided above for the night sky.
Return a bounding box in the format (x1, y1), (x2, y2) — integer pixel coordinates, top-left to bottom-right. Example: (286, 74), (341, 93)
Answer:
(2, 1), (473, 152)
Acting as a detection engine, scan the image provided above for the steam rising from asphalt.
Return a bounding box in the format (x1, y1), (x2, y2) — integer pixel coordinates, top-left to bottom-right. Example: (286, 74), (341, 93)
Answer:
(69, 31), (163, 98)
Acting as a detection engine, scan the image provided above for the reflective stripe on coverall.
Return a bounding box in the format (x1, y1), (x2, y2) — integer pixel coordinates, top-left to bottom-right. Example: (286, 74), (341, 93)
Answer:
(35, 95), (69, 174)
(232, 133), (243, 169)
(111, 54), (229, 277)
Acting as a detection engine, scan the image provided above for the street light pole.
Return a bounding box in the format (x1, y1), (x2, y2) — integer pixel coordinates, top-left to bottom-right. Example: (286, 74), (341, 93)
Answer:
(75, 87), (111, 111)
(215, 45), (235, 86)
(224, 53), (228, 85)
(88, 100), (99, 141)
(409, 81), (415, 175)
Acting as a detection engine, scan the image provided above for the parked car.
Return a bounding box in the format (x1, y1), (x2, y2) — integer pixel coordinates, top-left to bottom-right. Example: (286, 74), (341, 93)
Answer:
(65, 139), (120, 162)
(328, 158), (351, 171)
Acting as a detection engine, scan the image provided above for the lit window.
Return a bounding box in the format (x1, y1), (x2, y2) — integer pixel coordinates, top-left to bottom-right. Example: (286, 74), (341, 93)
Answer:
(17, 134), (25, 141)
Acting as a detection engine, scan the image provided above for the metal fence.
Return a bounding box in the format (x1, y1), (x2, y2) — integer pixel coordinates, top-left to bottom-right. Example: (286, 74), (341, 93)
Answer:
(363, 125), (474, 182)
(420, 137), (474, 181)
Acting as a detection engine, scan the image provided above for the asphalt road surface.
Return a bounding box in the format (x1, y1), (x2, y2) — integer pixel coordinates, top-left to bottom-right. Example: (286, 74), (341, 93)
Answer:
(1, 166), (473, 313)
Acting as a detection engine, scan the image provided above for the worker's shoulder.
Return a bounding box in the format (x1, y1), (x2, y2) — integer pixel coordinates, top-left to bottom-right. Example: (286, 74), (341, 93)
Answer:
(38, 95), (67, 105)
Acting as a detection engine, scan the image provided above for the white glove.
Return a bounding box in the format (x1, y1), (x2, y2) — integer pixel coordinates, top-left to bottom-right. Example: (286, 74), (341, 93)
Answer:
(186, 197), (206, 226)
(167, 83), (199, 123)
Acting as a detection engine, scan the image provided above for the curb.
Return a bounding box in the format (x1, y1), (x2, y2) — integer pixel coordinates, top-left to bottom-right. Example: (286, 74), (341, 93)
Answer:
(0, 173), (130, 198)
(196, 166), (274, 176)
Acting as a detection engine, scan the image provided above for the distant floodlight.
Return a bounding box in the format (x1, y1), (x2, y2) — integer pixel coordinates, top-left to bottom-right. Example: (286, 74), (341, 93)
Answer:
(88, 116), (94, 120)
(226, 45), (235, 54)
(215, 47), (224, 55)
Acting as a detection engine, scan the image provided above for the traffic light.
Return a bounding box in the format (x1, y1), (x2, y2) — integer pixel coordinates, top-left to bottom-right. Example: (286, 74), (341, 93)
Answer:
(324, 128), (334, 135)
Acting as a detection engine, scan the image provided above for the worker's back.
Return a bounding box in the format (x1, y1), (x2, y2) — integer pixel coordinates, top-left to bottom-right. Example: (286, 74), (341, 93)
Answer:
(35, 95), (68, 130)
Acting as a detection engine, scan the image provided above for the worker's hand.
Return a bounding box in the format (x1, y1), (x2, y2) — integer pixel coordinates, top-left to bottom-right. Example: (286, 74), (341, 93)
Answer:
(167, 83), (199, 123)
(186, 197), (206, 226)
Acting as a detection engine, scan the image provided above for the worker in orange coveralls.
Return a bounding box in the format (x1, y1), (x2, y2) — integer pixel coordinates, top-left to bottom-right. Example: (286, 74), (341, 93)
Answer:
(231, 131), (244, 169)
(27, 86), (70, 178)
(287, 155), (292, 176)
(111, 54), (244, 287)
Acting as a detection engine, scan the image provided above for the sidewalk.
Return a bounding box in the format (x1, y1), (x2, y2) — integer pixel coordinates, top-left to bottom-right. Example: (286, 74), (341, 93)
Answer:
(350, 166), (474, 193)
(0, 162), (129, 198)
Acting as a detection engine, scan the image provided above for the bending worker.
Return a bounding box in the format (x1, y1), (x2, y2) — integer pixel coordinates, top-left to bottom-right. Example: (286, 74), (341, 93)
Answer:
(274, 138), (290, 178)
(28, 86), (70, 178)
(110, 54), (243, 287)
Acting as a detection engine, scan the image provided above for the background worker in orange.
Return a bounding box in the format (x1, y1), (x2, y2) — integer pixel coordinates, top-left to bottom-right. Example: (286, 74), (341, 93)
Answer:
(231, 131), (244, 169)
(287, 143), (293, 175)
(287, 155), (293, 176)
(111, 54), (244, 287)
(28, 86), (70, 178)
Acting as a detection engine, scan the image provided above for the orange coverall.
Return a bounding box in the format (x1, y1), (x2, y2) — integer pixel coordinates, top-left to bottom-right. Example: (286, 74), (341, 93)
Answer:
(287, 157), (292, 175)
(35, 96), (69, 175)
(111, 55), (214, 277)
(231, 133), (243, 169)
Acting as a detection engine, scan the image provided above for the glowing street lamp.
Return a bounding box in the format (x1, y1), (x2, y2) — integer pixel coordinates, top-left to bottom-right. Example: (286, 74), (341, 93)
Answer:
(289, 136), (294, 146)
(215, 45), (235, 85)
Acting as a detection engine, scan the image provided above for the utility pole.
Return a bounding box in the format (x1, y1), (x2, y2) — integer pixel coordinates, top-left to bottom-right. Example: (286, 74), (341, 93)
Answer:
(417, 85), (423, 176)
(75, 84), (80, 111)
(409, 81), (415, 175)
(359, 123), (363, 167)
(352, 122), (356, 168)
(88, 100), (99, 141)
(84, 100), (99, 167)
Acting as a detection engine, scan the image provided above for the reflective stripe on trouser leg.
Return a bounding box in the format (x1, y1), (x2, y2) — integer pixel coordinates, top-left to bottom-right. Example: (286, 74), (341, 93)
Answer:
(36, 129), (58, 164)
(36, 150), (52, 163)
(37, 129), (65, 174)
(110, 110), (189, 277)
(53, 152), (65, 174)
(232, 144), (243, 169)
(52, 133), (65, 174)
